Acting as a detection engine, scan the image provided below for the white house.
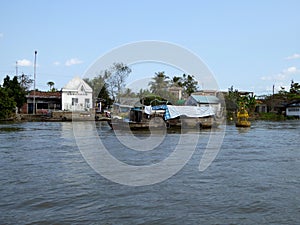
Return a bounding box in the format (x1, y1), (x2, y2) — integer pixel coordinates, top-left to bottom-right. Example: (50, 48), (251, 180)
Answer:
(286, 101), (300, 118)
(62, 77), (93, 111)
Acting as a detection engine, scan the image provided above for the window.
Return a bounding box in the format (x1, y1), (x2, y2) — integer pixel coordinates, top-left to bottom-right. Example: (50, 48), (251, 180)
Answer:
(72, 98), (78, 106)
(288, 108), (300, 112)
(85, 98), (90, 108)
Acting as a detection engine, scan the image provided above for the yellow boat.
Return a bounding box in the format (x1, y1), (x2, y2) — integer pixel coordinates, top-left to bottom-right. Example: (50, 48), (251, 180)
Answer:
(235, 104), (251, 127)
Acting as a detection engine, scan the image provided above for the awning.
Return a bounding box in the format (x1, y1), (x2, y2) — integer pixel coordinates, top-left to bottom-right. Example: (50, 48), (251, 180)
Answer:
(145, 105), (215, 120)
(165, 105), (215, 120)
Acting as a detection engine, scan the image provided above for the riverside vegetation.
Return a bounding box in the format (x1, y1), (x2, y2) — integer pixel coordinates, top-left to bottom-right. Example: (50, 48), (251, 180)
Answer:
(1, 64), (300, 121)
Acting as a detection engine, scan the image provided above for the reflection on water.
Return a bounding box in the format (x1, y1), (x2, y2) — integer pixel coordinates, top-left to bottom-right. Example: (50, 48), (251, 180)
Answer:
(0, 120), (299, 224)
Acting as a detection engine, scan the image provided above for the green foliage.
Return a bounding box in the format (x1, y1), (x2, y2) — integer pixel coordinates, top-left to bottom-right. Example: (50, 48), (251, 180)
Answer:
(107, 63), (132, 102)
(224, 86), (257, 118)
(2, 75), (26, 112)
(148, 72), (198, 101)
(120, 88), (137, 98)
(84, 75), (112, 108)
(0, 87), (16, 119)
(239, 94), (257, 112)
(290, 80), (300, 94)
(224, 86), (239, 111)
(258, 112), (285, 121)
(137, 88), (151, 99)
(47, 81), (55, 91)
(148, 71), (170, 97)
(19, 73), (33, 91)
(140, 94), (169, 106)
(182, 74), (198, 96)
(263, 80), (300, 113)
(171, 76), (183, 87)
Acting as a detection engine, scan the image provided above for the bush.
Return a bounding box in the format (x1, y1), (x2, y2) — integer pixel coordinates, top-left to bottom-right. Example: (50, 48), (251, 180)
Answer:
(258, 112), (285, 121)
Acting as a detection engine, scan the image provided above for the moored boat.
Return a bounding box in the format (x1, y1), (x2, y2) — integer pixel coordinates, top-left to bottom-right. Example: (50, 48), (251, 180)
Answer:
(108, 104), (218, 130)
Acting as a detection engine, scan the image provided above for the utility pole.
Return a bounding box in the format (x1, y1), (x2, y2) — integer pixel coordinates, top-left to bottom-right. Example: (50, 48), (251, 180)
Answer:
(272, 84), (275, 112)
(16, 61), (18, 77)
(33, 51), (37, 115)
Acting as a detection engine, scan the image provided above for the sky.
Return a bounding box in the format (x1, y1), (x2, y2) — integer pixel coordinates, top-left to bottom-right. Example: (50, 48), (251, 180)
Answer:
(0, 0), (300, 96)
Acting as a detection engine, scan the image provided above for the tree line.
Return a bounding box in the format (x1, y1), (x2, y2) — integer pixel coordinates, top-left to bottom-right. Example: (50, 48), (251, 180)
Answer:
(224, 80), (300, 119)
(0, 75), (31, 119)
(1, 61), (299, 120)
(84, 62), (199, 109)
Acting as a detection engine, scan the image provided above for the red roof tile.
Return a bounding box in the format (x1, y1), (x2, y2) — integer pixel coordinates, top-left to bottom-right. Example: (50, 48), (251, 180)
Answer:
(27, 90), (61, 98)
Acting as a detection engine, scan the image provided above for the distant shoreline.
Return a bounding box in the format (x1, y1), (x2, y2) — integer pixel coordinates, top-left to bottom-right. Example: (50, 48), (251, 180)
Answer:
(1, 112), (298, 123)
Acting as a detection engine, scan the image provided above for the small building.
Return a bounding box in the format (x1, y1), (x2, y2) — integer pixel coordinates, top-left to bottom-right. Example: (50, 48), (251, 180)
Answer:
(168, 86), (183, 100)
(112, 97), (140, 116)
(193, 90), (219, 96)
(286, 101), (300, 118)
(255, 100), (268, 113)
(61, 77), (93, 111)
(185, 94), (221, 114)
(22, 91), (61, 114)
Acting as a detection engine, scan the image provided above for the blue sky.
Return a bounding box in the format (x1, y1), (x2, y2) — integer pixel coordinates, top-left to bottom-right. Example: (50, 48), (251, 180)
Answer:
(0, 0), (299, 95)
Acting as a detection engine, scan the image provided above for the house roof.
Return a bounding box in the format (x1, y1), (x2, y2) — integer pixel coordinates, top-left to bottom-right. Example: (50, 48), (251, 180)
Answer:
(119, 97), (140, 106)
(286, 100), (300, 107)
(27, 91), (61, 99)
(191, 95), (220, 104)
(62, 76), (92, 92)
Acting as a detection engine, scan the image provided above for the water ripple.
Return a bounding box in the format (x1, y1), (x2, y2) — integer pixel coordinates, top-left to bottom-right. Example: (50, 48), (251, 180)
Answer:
(0, 121), (299, 224)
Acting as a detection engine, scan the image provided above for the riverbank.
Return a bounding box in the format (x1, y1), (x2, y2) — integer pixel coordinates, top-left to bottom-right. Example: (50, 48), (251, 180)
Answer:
(1, 112), (299, 123)
(227, 112), (298, 123)
(0, 112), (111, 122)
(252, 112), (299, 121)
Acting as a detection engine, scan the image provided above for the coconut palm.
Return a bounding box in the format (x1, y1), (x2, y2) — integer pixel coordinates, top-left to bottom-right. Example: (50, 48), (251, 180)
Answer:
(148, 72), (170, 97)
(47, 81), (55, 91)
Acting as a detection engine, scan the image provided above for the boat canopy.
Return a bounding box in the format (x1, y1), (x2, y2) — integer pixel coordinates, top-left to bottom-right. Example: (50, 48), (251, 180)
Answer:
(146, 105), (215, 120)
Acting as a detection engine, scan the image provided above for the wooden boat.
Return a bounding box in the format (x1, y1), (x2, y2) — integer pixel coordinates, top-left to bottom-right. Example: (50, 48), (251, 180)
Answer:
(108, 104), (218, 130)
(235, 104), (251, 127)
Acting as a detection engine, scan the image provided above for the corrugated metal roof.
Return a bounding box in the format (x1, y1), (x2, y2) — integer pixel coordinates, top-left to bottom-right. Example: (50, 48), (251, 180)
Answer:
(191, 95), (220, 104)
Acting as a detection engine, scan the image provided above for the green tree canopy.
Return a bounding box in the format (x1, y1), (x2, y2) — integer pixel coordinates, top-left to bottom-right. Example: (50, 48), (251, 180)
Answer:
(171, 76), (183, 87)
(19, 73), (33, 91)
(47, 81), (55, 91)
(148, 71), (170, 98)
(140, 94), (169, 106)
(0, 87), (16, 119)
(182, 74), (198, 97)
(106, 63), (132, 102)
(84, 75), (112, 109)
(3, 75), (26, 112)
(290, 80), (300, 94)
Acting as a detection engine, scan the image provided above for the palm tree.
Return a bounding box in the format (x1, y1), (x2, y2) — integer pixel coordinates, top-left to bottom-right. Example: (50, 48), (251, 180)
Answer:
(120, 88), (136, 98)
(170, 76), (183, 87)
(148, 72), (170, 97)
(182, 74), (198, 96)
(47, 81), (55, 91)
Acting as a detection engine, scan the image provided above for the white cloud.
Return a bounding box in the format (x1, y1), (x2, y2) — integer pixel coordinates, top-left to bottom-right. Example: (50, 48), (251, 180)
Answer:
(260, 75), (272, 81)
(257, 66), (300, 94)
(284, 66), (298, 74)
(285, 53), (300, 60)
(53, 61), (61, 66)
(65, 58), (83, 66)
(260, 66), (300, 82)
(17, 59), (32, 67)
(0, 33), (3, 38)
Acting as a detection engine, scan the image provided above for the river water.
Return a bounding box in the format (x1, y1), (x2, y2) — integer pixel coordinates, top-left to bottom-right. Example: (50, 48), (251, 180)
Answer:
(0, 120), (299, 224)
